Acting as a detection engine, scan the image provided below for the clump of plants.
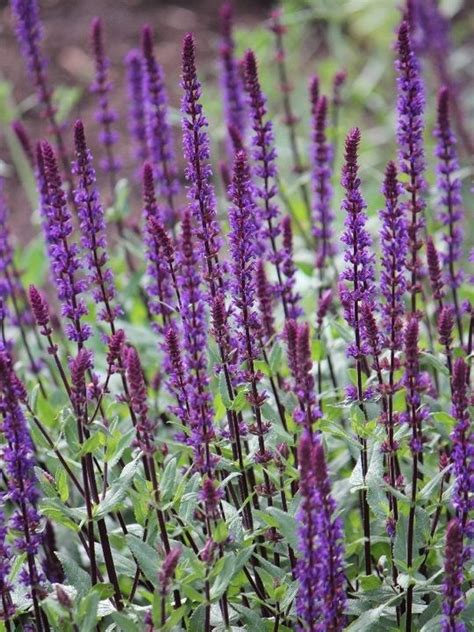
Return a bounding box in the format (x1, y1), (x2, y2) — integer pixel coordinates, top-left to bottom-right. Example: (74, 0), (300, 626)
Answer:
(0, 0), (472, 630)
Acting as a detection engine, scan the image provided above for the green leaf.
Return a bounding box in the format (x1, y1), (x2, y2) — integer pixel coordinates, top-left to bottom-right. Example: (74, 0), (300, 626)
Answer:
(96, 457), (140, 517)
(111, 612), (140, 632)
(126, 533), (160, 585)
(232, 605), (267, 632)
(213, 520), (229, 544)
(55, 466), (69, 503)
(269, 342), (283, 374)
(56, 553), (91, 598)
(79, 430), (105, 456)
(210, 553), (236, 600)
(419, 465), (450, 502)
(160, 458), (177, 503)
(77, 590), (100, 632)
(218, 371), (232, 409)
(312, 338), (326, 362)
(264, 507), (298, 550)
(188, 605), (206, 632)
(420, 352), (449, 376)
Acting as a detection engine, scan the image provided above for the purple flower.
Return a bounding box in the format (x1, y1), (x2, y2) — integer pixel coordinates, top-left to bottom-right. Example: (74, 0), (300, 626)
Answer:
(164, 325), (190, 427)
(281, 216), (302, 319)
(142, 163), (173, 327)
(228, 149), (261, 369)
(125, 346), (156, 456)
(403, 317), (428, 453)
(177, 210), (216, 473)
(0, 509), (14, 620)
(438, 305), (454, 349)
(0, 351), (44, 591)
(181, 33), (224, 296)
(285, 320), (321, 433)
(310, 94), (335, 269)
(199, 477), (224, 520)
(426, 237), (445, 303)
(10, 0), (54, 120)
(69, 348), (93, 415)
(158, 547), (181, 597)
(395, 20), (426, 312)
(339, 128), (375, 358)
(219, 2), (246, 149)
(125, 49), (148, 164)
(434, 87), (464, 290)
(296, 432), (346, 631)
(379, 161), (407, 351)
(90, 17), (120, 176)
(72, 120), (120, 324)
(39, 140), (91, 344)
(450, 358), (473, 534)
(441, 518), (466, 632)
(243, 50), (281, 266)
(142, 25), (179, 226)
(256, 260), (275, 343)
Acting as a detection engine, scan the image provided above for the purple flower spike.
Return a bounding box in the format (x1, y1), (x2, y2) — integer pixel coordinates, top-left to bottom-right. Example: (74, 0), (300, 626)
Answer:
(142, 162), (173, 326)
(39, 140), (91, 344)
(125, 49), (148, 164)
(379, 161), (407, 352)
(125, 346), (156, 456)
(0, 351), (44, 593)
(181, 33), (224, 296)
(158, 547), (181, 597)
(0, 180), (14, 312)
(441, 518), (467, 632)
(395, 20), (426, 313)
(177, 210), (216, 473)
(228, 149), (261, 369)
(142, 25), (179, 225)
(0, 509), (14, 620)
(10, 0), (54, 120)
(73, 120), (120, 324)
(12, 120), (35, 168)
(285, 320), (321, 433)
(243, 50), (281, 266)
(296, 432), (346, 631)
(256, 260), (275, 343)
(450, 358), (473, 533)
(434, 88), (464, 285)
(219, 2), (246, 152)
(426, 237), (445, 304)
(281, 216), (302, 319)
(339, 128), (375, 357)
(403, 316), (428, 454)
(310, 94), (335, 269)
(90, 17), (121, 177)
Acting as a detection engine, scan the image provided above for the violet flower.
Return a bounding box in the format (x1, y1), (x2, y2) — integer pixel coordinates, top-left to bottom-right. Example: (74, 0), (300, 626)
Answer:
(10, 0), (54, 121)
(228, 149), (261, 369)
(296, 432), (346, 631)
(125, 49), (148, 163)
(310, 94), (335, 269)
(219, 2), (246, 147)
(450, 357), (473, 534)
(441, 518), (467, 632)
(281, 216), (302, 319)
(158, 546), (181, 597)
(403, 317), (428, 455)
(125, 346), (156, 456)
(379, 161), (408, 351)
(181, 33), (224, 295)
(0, 351), (44, 593)
(0, 509), (14, 620)
(426, 236), (445, 305)
(176, 209), (216, 473)
(39, 140), (91, 344)
(142, 25), (179, 225)
(90, 17), (121, 178)
(72, 120), (120, 324)
(243, 49), (284, 296)
(339, 128), (375, 358)
(395, 20), (426, 313)
(256, 260), (275, 343)
(285, 320), (321, 434)
(142, 162), (173, 327)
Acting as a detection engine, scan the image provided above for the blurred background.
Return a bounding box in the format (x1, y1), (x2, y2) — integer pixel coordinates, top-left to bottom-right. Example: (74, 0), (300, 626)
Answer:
(0, 0), (472, 251)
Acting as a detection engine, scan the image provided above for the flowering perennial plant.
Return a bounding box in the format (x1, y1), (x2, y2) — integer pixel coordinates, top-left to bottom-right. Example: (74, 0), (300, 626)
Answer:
(0, 1), (472, 631)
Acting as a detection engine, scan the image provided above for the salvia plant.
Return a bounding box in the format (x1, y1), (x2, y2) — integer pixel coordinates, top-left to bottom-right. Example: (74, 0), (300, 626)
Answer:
(0, 0), (472, 630)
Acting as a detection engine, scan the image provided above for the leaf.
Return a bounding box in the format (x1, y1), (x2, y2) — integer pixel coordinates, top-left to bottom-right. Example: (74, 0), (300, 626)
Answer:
(210, 553), (236, 600)
(218, 371), (232, 409)
(77, 590), (100, 632)
(269, 342), (283, 374)
(79, 430), (105, 456)
(96, 457), (140, 517)
(126, 534), (160, 585)
(232, 605), (267, 632)
(55, 466), (69, 503)
(111, 612), (140, 632)
(56, 552), (92, 598)
(188, 605), (206, 632)
(264, 507), (298, 550)
(213, 521), (229, 544)
(419, 465), (450, 502)
(160, 458), (177, 503)
(420, 352), (449, 376)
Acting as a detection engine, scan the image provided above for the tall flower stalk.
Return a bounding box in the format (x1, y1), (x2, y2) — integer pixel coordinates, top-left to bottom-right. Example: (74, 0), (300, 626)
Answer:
(142, 25), (179, 228)
(395, 20), (426, 315)
(339, 127), (374, 574)
(434, 87), (464, 344)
